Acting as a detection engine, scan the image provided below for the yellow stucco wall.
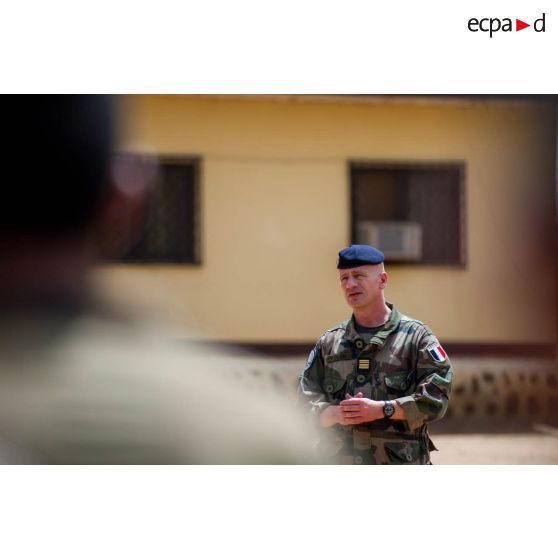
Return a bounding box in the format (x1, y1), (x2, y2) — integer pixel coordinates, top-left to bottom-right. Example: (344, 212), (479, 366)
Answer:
(96, 95), (557, 344)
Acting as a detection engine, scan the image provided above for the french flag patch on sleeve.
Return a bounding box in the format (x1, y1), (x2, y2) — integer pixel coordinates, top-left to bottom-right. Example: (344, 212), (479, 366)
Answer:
(427, 344), (447, 363)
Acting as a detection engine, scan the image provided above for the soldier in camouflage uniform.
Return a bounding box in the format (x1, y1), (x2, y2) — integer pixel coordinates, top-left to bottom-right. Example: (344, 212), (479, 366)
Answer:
(298, 245), (452, 465)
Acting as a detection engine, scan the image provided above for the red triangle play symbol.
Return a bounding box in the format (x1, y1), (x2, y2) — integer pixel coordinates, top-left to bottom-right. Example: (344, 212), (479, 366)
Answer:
(516, 19), (530, 31)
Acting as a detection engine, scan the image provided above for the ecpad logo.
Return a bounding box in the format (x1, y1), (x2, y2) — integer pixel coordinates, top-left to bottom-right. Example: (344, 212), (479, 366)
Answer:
(468, 13), (546, 37)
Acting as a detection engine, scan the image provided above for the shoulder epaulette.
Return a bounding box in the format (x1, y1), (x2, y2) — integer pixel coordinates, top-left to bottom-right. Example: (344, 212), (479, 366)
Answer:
(399, 314), (433, 335)
(324, 320), (350, 334)
(399, 314), (425, 327)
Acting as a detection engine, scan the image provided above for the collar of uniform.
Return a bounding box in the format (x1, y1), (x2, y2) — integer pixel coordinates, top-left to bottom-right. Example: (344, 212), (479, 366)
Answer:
(343, 302), (401, 348)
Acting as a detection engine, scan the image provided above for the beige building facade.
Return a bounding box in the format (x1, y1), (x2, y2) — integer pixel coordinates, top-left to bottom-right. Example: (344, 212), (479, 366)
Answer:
(98, 95), (557, 353)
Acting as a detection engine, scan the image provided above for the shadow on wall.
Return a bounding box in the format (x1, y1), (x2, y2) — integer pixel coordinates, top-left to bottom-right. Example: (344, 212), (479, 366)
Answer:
(429, 357), (558, 434)
(213, 351), (558, 434)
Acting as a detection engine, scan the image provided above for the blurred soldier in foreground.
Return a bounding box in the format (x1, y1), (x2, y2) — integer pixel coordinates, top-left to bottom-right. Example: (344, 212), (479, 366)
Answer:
(0, 95), (317, 464)
(298, 245), (452, 464)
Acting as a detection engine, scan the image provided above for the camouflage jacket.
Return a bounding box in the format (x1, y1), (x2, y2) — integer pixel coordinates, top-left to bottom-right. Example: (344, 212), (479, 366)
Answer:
(298, 303), (452, 465)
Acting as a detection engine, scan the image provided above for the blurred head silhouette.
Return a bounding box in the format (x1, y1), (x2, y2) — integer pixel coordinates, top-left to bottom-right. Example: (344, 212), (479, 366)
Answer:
(0, 95), (319, 465)
(0, 95), (155, 311)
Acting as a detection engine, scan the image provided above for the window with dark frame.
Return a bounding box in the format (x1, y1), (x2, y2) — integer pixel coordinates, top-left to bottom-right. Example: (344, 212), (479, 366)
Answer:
(350, 162), (465, 266)
(120, 158), (200, 264)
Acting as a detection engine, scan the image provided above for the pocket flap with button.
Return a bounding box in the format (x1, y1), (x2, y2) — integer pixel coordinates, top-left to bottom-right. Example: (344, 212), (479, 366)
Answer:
(384, 370), (412, 392)
(323, 373), (347, 395)
(384, 440), (423, 463)
(325, 350), (351, 364)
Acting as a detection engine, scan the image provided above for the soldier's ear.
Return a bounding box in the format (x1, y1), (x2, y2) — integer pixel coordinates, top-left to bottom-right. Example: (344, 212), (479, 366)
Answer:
(379, 271), (388, 289)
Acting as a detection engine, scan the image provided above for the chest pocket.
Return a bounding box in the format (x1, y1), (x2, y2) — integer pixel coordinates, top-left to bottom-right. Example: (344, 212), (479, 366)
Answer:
(324, 350), (353, 401)
(384, 369), (414, 395)
(325, 350), (353, 379)
(322, 373), (347, 400)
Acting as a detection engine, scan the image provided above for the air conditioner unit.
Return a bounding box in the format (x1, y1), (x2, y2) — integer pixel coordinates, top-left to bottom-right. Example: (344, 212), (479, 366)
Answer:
(356, 221), (423, 261)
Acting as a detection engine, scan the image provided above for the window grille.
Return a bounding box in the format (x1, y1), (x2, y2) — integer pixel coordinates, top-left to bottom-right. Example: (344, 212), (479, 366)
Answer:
(120, 158), (200, 264)
(350, 162), (465, 265)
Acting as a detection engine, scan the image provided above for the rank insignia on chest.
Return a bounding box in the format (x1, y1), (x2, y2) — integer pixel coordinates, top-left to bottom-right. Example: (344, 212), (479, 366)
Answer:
(357, 358), (371, 371)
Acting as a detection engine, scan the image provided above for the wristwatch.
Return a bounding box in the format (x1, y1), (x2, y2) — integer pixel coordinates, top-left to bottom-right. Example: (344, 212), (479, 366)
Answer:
(383, 401), (395, 419)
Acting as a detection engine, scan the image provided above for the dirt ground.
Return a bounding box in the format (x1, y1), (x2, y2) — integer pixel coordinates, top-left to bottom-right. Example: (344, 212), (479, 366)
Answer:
(430, 432), (558, 464)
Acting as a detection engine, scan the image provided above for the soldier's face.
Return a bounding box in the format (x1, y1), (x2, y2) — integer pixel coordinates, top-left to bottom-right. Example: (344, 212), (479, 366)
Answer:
(338, 265), (387, 309)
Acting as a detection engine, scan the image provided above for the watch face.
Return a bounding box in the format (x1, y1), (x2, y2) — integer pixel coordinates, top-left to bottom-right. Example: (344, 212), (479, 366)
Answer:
(384, 403), (395, 417)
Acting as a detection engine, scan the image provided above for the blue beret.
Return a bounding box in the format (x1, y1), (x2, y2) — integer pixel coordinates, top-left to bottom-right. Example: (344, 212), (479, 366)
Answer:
(337, 245), (385, 269)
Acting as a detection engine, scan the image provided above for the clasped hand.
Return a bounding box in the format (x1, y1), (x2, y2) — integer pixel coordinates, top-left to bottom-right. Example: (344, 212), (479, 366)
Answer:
(338, 392), (384, 426)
